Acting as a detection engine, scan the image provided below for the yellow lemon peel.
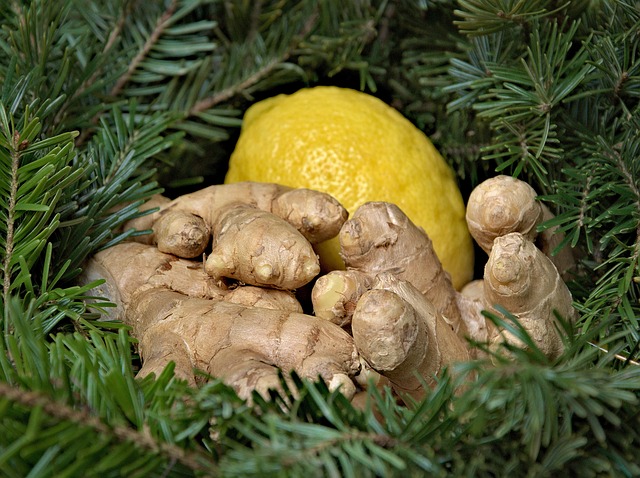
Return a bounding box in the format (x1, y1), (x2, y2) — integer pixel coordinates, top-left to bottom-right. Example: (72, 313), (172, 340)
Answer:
(225, 86), (474, 289)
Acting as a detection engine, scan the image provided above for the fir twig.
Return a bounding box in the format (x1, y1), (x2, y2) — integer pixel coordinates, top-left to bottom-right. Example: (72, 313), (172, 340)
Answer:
(0, 381), (214, 474)
(110, 0), (178, 97)
(189, 12), (319, 115)
(75, 0), (179, 147)
(52, 1), (133, 129)
(1, 131), (21, 304)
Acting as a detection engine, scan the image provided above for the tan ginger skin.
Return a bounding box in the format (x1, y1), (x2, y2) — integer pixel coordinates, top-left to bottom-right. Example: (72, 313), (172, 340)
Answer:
(124, 182), (347, 289)
(351, 273), (471, 399)
(125, 182), (347, 290)
(338, 202), (466, 336)
(83, 178), (576, 403)
(312, 177), (576, 401)
(466, 175), (575, 279)
(82, 243), (359, 401)
(204, 204), (320, 290)
(80, 182), (360, 400)
(128, 182), (347, 251)
(484, 232), (575, 358)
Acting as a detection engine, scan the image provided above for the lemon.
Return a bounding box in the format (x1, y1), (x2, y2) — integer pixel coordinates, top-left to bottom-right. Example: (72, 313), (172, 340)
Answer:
(225, 86), (474, 289)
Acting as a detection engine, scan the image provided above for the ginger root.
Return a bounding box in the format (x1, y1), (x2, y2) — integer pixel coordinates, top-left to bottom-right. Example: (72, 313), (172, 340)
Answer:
(125, 182), (347, 290)
(338, 201), (466, 337)
(82, 243), (359, 401)
(351, 273), (470, 399)
(466, 175), (575, 278)
(204, 203), (319, 289)
(127, 182), (347, 250)
(82, 177), (576, 404)
(82, 182), (359, 400)
(312, 176), (577, 401)
(484, 232), (574, 357)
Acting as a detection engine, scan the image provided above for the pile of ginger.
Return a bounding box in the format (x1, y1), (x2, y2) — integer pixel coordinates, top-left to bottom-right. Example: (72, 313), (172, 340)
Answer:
(81, 175), (576, 403)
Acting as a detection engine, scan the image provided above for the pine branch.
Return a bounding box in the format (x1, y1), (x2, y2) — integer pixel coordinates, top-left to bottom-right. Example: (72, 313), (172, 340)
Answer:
(0, 381), (212, 474)
(538, 110), (640, 348)
(74, 0), (181, 147)
(51, 2), (134, 129)
(2, 130), (22, 303)
(111, 0), (179, 97)
(0, 104), (80, 306)
(214, 316), (640, 477)
(53, 104), (173, 281)
(0, 298), (226, 475)
(453, 0), (568, 36)
(189, 12), (319, 115)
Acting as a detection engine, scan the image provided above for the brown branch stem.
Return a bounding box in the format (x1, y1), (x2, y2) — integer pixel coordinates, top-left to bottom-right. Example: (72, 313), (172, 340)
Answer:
(189, 57), (282, 115)
(189, 11), (318, 116)
(75, 0), (177, 147)
(110, 0), (178, 98)
(2, 133), (21, 304)
(0, 380), (215, 473)
(54, 3), (136, 130)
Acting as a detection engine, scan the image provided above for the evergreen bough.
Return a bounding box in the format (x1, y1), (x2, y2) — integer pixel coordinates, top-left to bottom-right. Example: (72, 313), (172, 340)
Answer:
(1, 1), (639, 476)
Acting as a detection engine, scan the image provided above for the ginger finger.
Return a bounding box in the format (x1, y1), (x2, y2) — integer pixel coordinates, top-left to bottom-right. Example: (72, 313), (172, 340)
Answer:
(82, 242), (302, 313)
(271, 188), (348, 244)
(466, 175), (574, 278)
(123, 194), (211, 258)
(340, 202), (466, 337)
(121, 195), (211, 258)
(353, 289), (422, 386)
(130, 289), (359, 400)
(123, 183), (344, 288)
(352, 273), (470, 401)
(152, 210), (210, 258)
(81, 243), (360, 400)
(484, 232), (576, 358)
(124, 182), (348, 255)
(466, 175), (542, 252)
(125, 194), (172, 247)
(205, 203), (320, 289)
(80, 242), (226, 321)
(311, 270), (372, 326)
